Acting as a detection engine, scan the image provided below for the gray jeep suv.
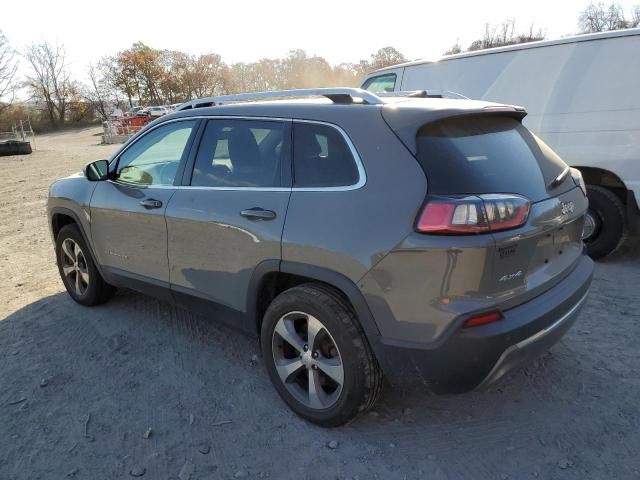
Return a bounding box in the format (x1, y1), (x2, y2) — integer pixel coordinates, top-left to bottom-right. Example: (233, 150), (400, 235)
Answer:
(48, 88), (593, 426)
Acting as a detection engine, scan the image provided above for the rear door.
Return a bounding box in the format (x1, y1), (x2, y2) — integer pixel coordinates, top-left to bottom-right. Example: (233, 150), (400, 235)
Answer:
(165, 118), (291, 322)
(90, 119), (200, 291)
(412, 114), (588, 307)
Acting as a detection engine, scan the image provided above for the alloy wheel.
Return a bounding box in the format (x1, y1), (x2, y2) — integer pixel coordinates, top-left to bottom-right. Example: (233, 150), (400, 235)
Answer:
(60, 238), (90, 296)
(271, 311), (344, 410)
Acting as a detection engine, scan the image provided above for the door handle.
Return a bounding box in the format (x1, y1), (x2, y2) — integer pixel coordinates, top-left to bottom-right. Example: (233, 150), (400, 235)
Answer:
(240, 207), (276, 220)
(139, 198), (163, 209)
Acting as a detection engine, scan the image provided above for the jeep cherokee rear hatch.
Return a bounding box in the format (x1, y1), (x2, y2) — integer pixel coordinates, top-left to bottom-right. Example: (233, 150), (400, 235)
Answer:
(383, 103), (588, 311)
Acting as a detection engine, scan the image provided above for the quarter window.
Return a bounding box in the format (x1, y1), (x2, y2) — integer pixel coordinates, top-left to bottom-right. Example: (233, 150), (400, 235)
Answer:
(362, 73), (397, 93)
(293, 123), (359, 188)
(191, 119), (288, 188)
(116, 120), (197, 186)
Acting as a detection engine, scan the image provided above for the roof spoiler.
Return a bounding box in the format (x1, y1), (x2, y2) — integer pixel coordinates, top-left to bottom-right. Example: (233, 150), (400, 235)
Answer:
(381, 104), (528, 155)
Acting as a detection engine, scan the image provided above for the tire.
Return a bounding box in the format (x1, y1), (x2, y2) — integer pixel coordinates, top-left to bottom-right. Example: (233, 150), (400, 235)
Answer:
(55, 224), (115, 306)
(260, 284), (383, 427)
(584, 185), (627, 260)
(0, 141), (32, 156)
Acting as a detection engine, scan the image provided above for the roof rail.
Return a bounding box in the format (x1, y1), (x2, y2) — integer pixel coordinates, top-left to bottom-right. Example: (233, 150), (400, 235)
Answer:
(377, 90), (469, 100)
(177, 88), (383, 111)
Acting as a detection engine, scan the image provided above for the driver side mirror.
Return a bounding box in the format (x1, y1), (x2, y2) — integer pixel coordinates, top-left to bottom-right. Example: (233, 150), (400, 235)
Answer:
(84, 159), (110, 181)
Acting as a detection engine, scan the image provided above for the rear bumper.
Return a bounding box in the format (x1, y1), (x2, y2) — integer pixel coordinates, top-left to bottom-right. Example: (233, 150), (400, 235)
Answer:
(370, 255), (593, 392)
(476, 288), (588, 388)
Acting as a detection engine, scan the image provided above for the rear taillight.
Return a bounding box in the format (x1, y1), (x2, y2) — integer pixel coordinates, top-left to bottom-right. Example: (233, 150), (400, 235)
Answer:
(417, 194), (530, 234)
(570, 168), (587, 196)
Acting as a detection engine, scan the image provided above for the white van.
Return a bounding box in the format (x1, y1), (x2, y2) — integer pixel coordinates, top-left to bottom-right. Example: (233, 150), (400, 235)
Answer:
(361, 29), (640, 258)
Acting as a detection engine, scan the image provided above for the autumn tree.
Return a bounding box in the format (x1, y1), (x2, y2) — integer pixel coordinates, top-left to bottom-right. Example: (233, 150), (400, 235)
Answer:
(185, 53), (230, 98)
(330, 63), (361, 87)
(366, 47), (407, 71)
(95, 45), (407, 105)
(229, 59), (285, 92)
(25, 41), (71, 127)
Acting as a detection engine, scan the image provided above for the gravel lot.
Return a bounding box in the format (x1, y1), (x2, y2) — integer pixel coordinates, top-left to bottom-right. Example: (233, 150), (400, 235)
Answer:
(1, 127), (639, 480)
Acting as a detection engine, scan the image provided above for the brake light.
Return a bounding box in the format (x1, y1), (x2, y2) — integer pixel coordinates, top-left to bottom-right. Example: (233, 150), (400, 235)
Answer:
(417, 194), (530, 234)
(463, 311), (503, 328)
(570, 168), (587, 196)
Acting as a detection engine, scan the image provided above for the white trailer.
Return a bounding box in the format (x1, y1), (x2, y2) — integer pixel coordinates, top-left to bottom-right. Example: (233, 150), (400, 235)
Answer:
(362, 29), (640, 258)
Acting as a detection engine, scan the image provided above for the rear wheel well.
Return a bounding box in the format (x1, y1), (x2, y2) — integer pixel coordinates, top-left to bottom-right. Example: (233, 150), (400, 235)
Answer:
(255, 272), (356, 335)
(574, 166), (628, 205)
(51, 213), (77, 240)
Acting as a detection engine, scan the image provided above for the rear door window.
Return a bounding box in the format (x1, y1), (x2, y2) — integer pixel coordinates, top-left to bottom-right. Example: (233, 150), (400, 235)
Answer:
(191, 119), (289, 188)
(362, 73), (397, 93)
(293, 123), (359, 188)
(415, 115), (568, 201)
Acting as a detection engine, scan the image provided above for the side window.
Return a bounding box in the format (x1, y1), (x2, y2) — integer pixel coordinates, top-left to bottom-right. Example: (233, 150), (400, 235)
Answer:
(362, 73), (397, 93)
(116, 120), (197, 186)
(293, 123), (359, 188)
(191, 119), (288, 188)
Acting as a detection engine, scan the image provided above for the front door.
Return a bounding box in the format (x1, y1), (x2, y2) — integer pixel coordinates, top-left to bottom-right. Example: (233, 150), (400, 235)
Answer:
(166, 118), (291, 324)
(90, 119), (200, 288)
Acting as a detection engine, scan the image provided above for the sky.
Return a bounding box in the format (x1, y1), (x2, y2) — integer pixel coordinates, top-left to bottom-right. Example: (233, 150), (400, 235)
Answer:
(2, 0), (639, 82)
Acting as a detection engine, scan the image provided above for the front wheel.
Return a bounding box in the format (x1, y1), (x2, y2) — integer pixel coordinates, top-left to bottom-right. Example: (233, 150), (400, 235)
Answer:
(55, 224), (115, 306)
(261, 284), (383, 427)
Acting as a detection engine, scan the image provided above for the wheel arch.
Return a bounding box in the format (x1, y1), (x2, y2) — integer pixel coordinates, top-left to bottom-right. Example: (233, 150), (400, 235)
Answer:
(51, 211), (78, 240)
(573, 166), (628, 204)
(247, 260), (381, 342)
(49, 207), (105, 278)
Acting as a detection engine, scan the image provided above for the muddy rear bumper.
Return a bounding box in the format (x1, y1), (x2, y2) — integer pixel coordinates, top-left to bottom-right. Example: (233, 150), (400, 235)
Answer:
(370, 255), (593, 392)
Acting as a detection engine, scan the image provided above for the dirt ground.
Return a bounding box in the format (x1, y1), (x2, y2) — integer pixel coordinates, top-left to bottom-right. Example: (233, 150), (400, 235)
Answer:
(0, 127), (639, 480)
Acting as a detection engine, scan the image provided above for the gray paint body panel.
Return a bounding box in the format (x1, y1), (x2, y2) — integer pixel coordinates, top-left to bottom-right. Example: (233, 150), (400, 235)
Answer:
(166, 189), (290, 312)
(90, 181), (176, 283)
(282, 108), (426, 283)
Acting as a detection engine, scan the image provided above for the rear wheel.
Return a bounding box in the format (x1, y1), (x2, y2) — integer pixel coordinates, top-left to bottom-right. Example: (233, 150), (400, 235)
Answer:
(56, 224), (115, 306)
(261, 284), (383, 427)
(583, 185), (627, 259)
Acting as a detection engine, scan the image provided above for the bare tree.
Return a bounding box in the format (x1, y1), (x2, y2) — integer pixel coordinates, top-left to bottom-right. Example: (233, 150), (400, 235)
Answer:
(468, 20), (544, 51)
(25, 41), (71, 127)
(0, 30), (18, 112)
(444, 40), (462, 56)
(83, 63), (111, 120)
(631, 5), (640, 26)
(578, 2), (632, 32)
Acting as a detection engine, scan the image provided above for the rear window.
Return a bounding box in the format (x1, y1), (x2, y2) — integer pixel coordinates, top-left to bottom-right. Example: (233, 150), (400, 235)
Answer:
(293, 123), (359, 188)
(415, 116), (567, 201)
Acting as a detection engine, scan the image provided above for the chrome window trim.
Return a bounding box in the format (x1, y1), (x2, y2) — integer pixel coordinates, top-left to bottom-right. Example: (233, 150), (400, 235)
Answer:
(109, 117), (201, 188)
(291, 119), (366, 192)
(109, 115), (366, 193)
